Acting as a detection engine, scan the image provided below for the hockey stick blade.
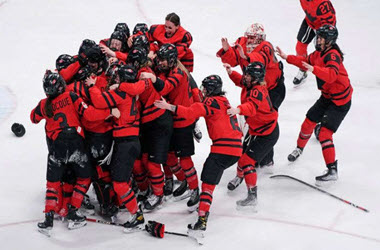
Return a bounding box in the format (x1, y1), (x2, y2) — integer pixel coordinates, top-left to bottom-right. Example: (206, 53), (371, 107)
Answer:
(270, 174), (369, 213)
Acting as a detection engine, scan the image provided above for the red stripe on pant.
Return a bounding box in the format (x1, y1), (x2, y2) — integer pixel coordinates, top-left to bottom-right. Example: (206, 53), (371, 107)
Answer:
(147, 161), (164, 196)
(113, 181), (138, 214)
(44, 181), (61, 213)
(71, 178), (91, 208)
(166, 152), (186, 181)
(297, 118), (317, 149)
(198, 183), (216, 217)
(319, 127), (336, 165)
(238, 154), (257, 189)
(180, 156), (199, 190)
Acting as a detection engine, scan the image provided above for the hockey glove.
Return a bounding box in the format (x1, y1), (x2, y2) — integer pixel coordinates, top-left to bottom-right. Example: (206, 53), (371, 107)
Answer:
(145, 220), (165, 238)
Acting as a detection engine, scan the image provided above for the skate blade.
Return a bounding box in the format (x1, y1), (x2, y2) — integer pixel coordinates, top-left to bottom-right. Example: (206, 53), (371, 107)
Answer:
(187, 229), (205, 245)
(123, 224), (144, 234)
(38, 228), (52, 237)
(68, 221), (87, 230)
(236, 203), (258, 213)
(80, 208), (95, 216)
(164, 194), (173, 202)
(173, 190), (191, 201)
(315, 179), (337, 187)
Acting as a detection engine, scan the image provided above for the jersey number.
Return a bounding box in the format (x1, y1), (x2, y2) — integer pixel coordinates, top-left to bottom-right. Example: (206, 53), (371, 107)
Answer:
(54, 113), (69, 128)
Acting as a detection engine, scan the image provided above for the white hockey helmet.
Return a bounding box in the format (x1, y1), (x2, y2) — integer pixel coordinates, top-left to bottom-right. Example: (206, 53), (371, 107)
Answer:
(244, 23), (266, 44)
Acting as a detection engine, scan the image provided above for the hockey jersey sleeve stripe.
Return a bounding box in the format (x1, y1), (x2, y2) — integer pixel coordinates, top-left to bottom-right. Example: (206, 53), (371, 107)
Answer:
(153, 78), (165, 92)
(213, 138), (242, 143)
(105, 91), (117, 107)
(168, 75), (180, 86)
(101, 92), (113, 110)
(203, 105), (210, 116)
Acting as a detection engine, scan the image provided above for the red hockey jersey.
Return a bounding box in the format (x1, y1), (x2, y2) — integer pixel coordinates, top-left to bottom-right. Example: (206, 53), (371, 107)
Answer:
(30, 91), (111, 140)
(300, 0), (336, 30)
(89, 84), (141, 138)
(119, 66), (166, 124)
(217, 39), (283, 90)
(175, 96), (243, 156)
(154, 67), (195, 128)
(148, 24), (194, 71)
(229, 71), (278, 136)
(287, 47), (352, 106)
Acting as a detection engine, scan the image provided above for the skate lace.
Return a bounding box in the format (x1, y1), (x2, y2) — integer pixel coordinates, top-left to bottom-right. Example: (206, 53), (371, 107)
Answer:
(291, 148), (302, 157)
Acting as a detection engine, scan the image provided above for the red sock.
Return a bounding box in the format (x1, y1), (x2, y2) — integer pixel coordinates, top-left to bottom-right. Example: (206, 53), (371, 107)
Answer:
(167, 152), (185, 181)
(297, 118), (317, 149)
(296, 41), (308, 58)
(319, 127), (336, 165)
(44, 181), (61, 213)
(163, 164), (173, 179)
(113, 181), (138, 214)
(133, 158), (149, 191)
(180, 156), (198, 190)
(198, 183), (216, 217)
(70, 178), (90, 209)
(238, 154), (257, 189)
(61, 182), (74, 212)
(147, 161), (164, 196)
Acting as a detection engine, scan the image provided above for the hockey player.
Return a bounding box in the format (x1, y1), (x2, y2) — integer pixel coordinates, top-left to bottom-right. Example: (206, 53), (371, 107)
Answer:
(32, 71), (118, 235)
(217, 23), (285, 182)
(293, 0), (336, 85)
(57, 39), (97, 84)
(116, 47), (173, 212)
(85, 65), (147, 231)
(140, 44), (200, 209)
(154, 75), (242, 238)
(146, 13), (194, 72)
(100, 30), (129, 61)
(225, 62), (279, 210)
(276, 25), (352, 186)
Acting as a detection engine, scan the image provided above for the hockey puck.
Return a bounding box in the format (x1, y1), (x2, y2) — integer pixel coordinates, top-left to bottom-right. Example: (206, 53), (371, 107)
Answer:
(11, 123), (26, 137)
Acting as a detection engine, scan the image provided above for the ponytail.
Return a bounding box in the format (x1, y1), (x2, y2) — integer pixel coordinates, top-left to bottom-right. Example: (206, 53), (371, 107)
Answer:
(332, 44), (344, 61)
(44, 97), (54, 118)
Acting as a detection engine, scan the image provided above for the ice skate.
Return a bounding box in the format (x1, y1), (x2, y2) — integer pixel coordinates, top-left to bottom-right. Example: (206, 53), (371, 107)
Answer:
(37, 211), (54, 237)
(67, 205), (87, 230)
(293, 69), (307, 86)
(163, 178), (174, 199)
(143, 193), (163, 212)
(288, 147), (303, 162)
(81, 194), (95, 216)
(236, 187), (258, 212)
(193, 123), (202, 143)
(227, 175), (243, 191)
(123, 208), (145, 233)
(136, 188), (151, 203)
(173, 180), (191, 201)
(187, 187), (200, 212)
(316, 161), (338, 187)
(187, 212), (209, 245)
(100, 204), (119, 222)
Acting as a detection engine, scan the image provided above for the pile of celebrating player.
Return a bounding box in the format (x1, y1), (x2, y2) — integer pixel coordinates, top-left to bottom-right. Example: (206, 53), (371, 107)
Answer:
(32, 0), (353, 241)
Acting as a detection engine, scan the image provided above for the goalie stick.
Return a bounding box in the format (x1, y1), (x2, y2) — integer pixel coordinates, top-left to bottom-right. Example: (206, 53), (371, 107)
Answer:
(270, 175), (369, 213)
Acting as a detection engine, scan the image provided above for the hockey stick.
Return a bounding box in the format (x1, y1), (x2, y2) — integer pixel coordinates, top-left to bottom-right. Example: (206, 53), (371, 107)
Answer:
(86, 217), (189, 237)
(270, 175), (369, 213)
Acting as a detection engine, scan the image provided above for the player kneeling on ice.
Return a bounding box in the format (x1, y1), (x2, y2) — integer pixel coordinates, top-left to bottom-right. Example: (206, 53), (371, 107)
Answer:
(31, 71), (120, 236)
(155, 75), (243, 239)
(276, 25), (352, 186)
(225, 62), (279, 210)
